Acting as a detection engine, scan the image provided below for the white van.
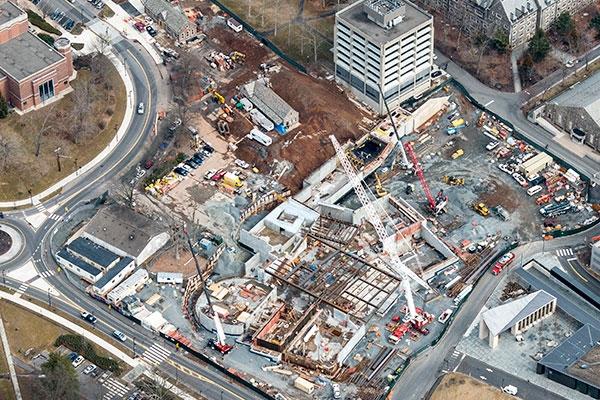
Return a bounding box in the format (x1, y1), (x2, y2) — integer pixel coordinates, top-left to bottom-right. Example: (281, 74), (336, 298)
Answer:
(239, 98), (253, 112)
(527, 185), (543, 196)
(248, 128), (272, 146)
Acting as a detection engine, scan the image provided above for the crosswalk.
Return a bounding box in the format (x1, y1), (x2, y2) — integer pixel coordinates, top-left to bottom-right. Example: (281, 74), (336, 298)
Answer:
(141, 344), (171, 366)
(556, 248), (573, 257)
(14, 283), (29, 298)
(48, 214), (62, 221)
(34, 203), (46, 214)
(102, 377), (130, 400)
(39, 270), (55, 278)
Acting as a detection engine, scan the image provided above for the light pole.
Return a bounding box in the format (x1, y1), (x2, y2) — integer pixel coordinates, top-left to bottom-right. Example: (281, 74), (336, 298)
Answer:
(132, 337), (136, 356)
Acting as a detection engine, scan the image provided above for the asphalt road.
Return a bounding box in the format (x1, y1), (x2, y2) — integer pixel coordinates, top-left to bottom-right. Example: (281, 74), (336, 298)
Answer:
(455, 355), (567, 400)
(390, 223), (600, 400)
(1, 34), (267, 400)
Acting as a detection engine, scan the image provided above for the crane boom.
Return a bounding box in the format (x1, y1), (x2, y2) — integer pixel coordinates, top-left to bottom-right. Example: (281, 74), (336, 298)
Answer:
(404, 141), (436, 210)
(329, 135), (429, 318)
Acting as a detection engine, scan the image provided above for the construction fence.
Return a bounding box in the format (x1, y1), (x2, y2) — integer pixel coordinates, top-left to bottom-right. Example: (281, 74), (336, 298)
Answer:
(208, 0), (307, 74)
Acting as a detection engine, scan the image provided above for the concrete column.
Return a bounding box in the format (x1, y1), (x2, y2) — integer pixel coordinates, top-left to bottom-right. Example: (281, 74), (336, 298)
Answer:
(489, 333), (499, 348)
(479, 320), (489, 340)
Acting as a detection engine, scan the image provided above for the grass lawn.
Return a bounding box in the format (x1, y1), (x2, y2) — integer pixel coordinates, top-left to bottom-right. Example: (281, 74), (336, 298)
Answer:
(0, 301), (128, 375)
(430, 373), (515, 400)
(0, 55), (126, 203)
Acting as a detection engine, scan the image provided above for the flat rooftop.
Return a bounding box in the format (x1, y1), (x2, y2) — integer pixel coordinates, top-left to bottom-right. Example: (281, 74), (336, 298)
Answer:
(568, 343), (600, 387)
(0, 31), (64, 81)
(338, 0), (431, 45)
(0, 1), (23, 26)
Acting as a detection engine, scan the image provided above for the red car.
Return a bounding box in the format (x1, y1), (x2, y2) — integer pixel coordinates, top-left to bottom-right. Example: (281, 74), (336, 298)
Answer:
(134, 21), (145, 32)
(211, 169), (226, 181)
(492, 252), (515, 275)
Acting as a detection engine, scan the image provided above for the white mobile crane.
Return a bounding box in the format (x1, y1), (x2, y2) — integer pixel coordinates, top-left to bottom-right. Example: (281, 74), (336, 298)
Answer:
(184, 229), (233, 355)
(329, 135), (430, 322)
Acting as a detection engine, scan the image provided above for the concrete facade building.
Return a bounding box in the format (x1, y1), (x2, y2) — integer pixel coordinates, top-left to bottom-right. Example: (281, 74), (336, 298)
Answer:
(144, 0), (197, 42)
(0, 1), (75, 112)
(543, 71), (600, 152)
(591, 240), (600, 274)
(479, 290), (557, 348)
(334, 0), (434, 114)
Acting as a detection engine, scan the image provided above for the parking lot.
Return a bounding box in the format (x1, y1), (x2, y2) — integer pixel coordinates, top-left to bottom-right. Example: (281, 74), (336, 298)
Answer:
(29, 0), (98, 30)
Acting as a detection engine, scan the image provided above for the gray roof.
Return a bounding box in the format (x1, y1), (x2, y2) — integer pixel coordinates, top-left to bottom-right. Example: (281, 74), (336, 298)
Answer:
(0, 31), (64, 81)
(0, 1), (23, 26)
(498, 0), (537, 22)
(551, 71), (600, 128)
(68, 237), (119, 268)
(57, 248), (102, 277)
(242, 81), (298, 125)
(84, 205), (167, 259)
(144, 0), (191, 34)
(538, 324), (600, 381)
(337, 0), (431, 46)
(482, 290), (556, 336)
(93, 257), (134, 290)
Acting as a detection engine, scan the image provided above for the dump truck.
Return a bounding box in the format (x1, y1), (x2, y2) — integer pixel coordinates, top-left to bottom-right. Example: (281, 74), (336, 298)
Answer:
(223, 172), (243, 188)
(451, 149), (464, 159)
(442, 175), (464, 185)
(473, 202), (490, 216)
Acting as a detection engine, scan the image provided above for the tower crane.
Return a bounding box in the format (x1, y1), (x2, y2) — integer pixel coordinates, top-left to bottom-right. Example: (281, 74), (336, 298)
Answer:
(184, 228), (233, 355)
(329, 135), (430, 321)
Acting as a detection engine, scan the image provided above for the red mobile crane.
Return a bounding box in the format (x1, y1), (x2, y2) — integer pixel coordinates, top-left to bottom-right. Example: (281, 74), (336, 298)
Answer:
(404, 141), (436, 210)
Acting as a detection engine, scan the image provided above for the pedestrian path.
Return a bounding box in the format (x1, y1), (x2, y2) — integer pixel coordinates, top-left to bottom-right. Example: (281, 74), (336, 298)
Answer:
(556, 248), (573, 257)
(102, 377), (130, 400)
(14, 283), (29, 298)
(141, 344), (171, 366)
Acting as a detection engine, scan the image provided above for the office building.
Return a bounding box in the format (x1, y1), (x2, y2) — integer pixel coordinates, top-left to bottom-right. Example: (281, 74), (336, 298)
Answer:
(334, 0), (434, 114)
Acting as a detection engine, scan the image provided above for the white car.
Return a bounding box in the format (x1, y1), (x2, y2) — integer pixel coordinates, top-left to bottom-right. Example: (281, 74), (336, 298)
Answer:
(113, 330), (127, 342)
(565, 59), (575, 68)
(502, 385), (518, 395)
(486, 141), (500, 151)
(512, 172), (528, 187)
(234, 159), (250, 169)
(437, 308), (453, 324)
(83, 364), (97, 375)
(204, 169), (216, 180)
(72, 355), (84, 368)
(497, 163), (512, 174)
(137, 102), (144, 114)
(332, 383), (341, 399)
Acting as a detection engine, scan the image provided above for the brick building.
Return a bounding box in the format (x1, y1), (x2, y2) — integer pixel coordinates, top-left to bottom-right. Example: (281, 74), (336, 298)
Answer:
(0, 1), (75, 113)
(144, 0), (197, 42)
(414, 0), (594, 48)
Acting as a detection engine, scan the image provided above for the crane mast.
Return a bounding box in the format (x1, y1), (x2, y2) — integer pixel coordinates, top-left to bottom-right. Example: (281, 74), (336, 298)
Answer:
(329, 135), (429, 319)
(404, 141), (436, 210)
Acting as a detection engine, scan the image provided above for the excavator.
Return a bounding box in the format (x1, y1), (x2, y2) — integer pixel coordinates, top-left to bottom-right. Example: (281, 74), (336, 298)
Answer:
(375, 173), (388, 197)
(442, 175), (465, 186)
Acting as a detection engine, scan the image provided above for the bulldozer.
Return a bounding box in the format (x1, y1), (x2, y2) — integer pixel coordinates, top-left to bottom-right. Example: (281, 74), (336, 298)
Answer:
(442, 175), (464, 186)
(473, 202), (490, 217)
(230, 51), (246, 64)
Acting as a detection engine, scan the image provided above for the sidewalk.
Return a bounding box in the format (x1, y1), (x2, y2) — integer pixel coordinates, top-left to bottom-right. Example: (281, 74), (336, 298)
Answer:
(0, 48), (135, 210)
(0, 317), (22, 400)
(0, 291), (198, 400)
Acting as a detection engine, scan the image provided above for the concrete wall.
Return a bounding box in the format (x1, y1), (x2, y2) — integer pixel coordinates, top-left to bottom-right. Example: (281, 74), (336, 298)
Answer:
(302, 155), (338, 189)
(318, 203), (355, 224)
(239, 228), (274, 261)
(337, 324), (365, 364)
(421, 222), (454, 258)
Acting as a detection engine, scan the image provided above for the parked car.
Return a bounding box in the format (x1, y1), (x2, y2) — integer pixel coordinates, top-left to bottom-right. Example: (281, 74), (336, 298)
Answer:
(512, 172), (528, 187)
(112, 330), (127, 342)
(83, 364), (97, 374)
(204, 169), (216, 180)
(134, 21), (145, 32)
(174, 167), (188, 176)
(431, 70), (443, 78)
(180, 163), (192, 173)
(137, 102), (144, 114)
(497, 163), (511, 174)
(146, 25), (157, 36)
(211, 169), (226, 181)
(72, 355), (84, 368)
(502, 385), (518, 396)
(332, 383), (341, 399)
(202, 144), (214, 153)
(80, 311), (97, 325)
(485, 141), (500, 151)
(437, 308), (453, 324)
(68, 352), (78, 362)
(143, 160), (154, 169)
(185, 159), (199, 169)
(234, 159), (249, 169)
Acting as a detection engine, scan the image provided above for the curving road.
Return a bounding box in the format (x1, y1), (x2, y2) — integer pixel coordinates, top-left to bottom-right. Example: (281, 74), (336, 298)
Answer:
(390, 222), (600, 400)
(1, 35), (266, 400)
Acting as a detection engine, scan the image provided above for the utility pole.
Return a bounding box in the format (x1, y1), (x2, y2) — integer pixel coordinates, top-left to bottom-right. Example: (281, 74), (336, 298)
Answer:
(47, 288), (52, 307)
(132, 337), (136, 356)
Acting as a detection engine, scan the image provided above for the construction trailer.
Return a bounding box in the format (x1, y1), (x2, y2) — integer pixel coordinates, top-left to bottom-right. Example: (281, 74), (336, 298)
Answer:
(520, 152), (553, 176)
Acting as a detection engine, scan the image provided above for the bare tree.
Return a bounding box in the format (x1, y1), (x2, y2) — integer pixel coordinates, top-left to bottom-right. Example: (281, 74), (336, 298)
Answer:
(172, 51), (201, 102)
(113, 179), (137, 208)
(26, 104), (56, 157)
(0, 135), (16, 171)
(137, 374), (178, 400)
(69, 80), (95, 144)
(92, 31), (112, 58)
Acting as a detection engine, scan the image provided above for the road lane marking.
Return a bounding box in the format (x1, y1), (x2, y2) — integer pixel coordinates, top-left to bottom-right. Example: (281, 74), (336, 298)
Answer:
(453, 353), (466, 372)
(567, 259), (588, 283)
(484, 100), (494, 107)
